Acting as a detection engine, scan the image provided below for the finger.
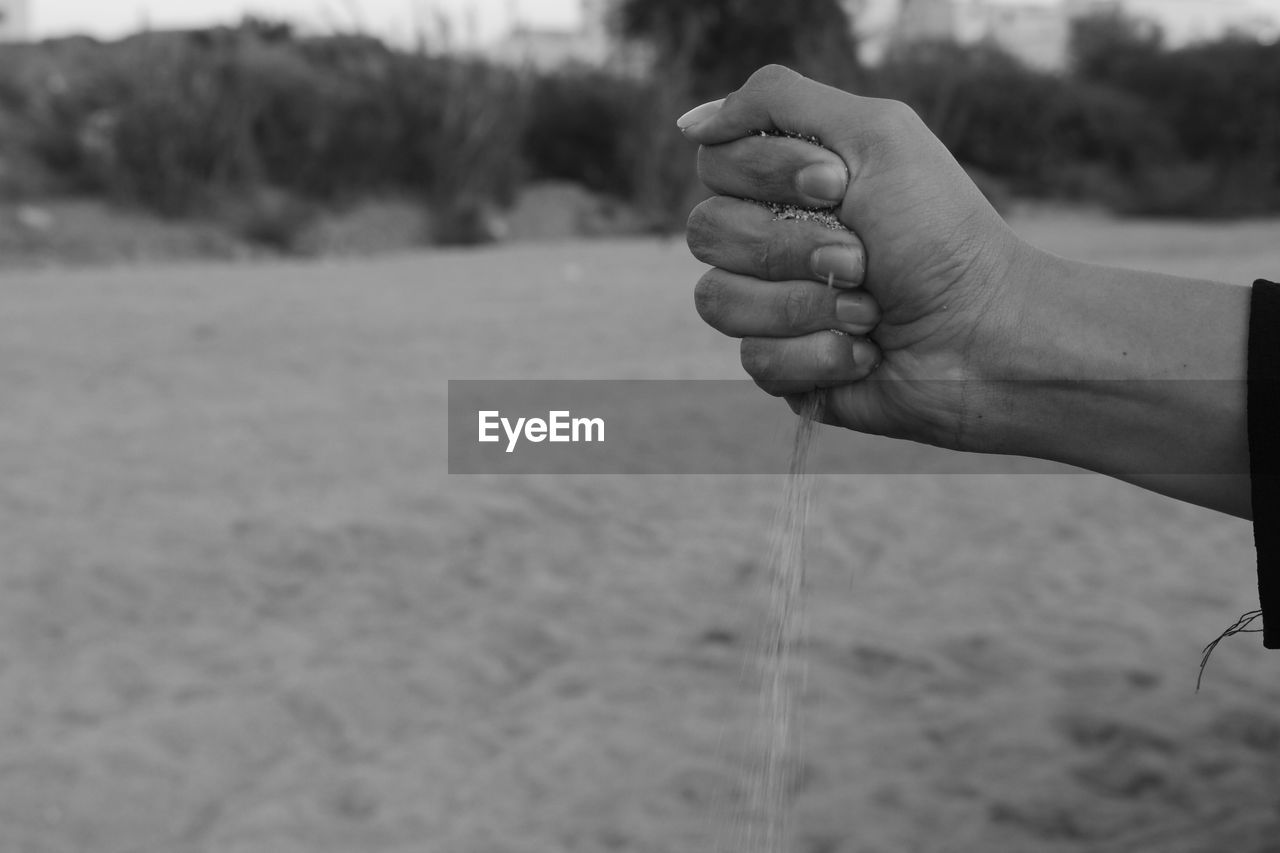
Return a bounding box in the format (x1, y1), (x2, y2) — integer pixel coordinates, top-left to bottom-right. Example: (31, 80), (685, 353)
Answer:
(677, 65), (851, 145)
(740, 332), (882, 397)
(696, 268), (879, 338)
(677, 98), (726, 130)
(697, 134), (848, 209)
(687, 196), (865, 287)
(679, 65), (916, 175)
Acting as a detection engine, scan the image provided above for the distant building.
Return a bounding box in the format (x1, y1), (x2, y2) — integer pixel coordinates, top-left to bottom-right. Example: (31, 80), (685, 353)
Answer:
(0, 0), (29, 42)
(1124, 0), (1280, 45)
(490, 0), (625, 71)
(490, 0), (1278, 75)
(866, 0), (1275, 70)
(496, 25), (609, 69)
(882, 0), (1118, 71)
(956, 0), (1075, 70)
(895, 0), (959, 43)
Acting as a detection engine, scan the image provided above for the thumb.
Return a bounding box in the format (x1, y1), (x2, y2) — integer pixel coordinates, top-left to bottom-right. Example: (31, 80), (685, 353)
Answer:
(677, 65), (870, 152)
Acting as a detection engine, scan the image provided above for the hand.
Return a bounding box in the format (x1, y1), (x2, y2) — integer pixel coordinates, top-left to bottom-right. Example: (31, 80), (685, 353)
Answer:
(683, 65), (1035, 453)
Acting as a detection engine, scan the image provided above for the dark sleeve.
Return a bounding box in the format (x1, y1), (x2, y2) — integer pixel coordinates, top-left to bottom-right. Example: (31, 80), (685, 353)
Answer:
(1249, 279), (1280, 649)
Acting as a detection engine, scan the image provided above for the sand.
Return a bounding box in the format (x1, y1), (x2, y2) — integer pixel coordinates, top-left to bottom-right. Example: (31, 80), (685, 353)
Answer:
(0, 213), (1279, 851)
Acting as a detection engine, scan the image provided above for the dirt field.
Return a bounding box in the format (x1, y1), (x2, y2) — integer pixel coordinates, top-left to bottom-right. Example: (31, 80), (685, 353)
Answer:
(2, 213), (1280, 852)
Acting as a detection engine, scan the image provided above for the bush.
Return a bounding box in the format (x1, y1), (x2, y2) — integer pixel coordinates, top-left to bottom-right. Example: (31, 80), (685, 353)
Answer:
(13, 24), (529, 241)
(391, 54), (529, 224)
(875, 43), (1059, 187)
(5, 15), (1280, 231)
(523, 68), (649, 199)
(871, 33), (1280, 217)
(624, 80), (706, 234)
(215, 186), (320, 252)
(1069, 13), (1280, 215)
(23, 31), (310, 212)
(875, 43), (1172, 195)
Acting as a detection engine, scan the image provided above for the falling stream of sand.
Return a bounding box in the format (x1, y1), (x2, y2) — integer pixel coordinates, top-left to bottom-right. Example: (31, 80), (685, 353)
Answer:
(733, 392), (824, 853)
(730, 134), (847, 851)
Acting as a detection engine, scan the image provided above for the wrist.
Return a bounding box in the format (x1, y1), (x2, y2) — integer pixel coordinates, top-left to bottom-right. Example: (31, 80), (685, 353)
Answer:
(972, 247), (1251, 481)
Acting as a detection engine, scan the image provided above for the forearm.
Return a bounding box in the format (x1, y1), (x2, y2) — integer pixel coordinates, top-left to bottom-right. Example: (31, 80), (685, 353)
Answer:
(981, 246), (1252, 518)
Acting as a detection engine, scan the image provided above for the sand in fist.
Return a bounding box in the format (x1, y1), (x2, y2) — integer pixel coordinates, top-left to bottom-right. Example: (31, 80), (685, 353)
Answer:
(682, 64), (1035, 453)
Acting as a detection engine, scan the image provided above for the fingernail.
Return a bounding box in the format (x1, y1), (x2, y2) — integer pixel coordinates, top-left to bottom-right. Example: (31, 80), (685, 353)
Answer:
(796, 163), (848, 204)
(836, 292), (872, 326)
(811, 245), (864, 287)
(677, 98), (726, 129)
(851, 337), (879, 367)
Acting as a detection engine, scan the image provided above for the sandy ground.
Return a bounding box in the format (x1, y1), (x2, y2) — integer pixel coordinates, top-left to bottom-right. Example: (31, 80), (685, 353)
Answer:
(2, 213), (1280, 852)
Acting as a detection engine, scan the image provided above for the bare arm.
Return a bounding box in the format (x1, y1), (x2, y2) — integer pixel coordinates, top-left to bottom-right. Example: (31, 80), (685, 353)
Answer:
(984, 249), (1251, 518)
(681, 65), (1254, 518)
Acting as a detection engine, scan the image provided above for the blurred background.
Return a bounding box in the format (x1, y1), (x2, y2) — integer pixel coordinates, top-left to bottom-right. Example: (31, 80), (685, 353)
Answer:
(1, 0), (1280, 258)
(2, 2), (1280, 852)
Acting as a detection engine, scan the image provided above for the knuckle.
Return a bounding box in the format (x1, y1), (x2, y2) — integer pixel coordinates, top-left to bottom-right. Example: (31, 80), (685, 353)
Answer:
(753, 376), (787, 397)
(693, 270), (729, 326)
(820, 331), (849, 368)
(879, 98), (921, 132)
(748, 64), (798, 90)
(756, 239), (773, 281)
(695, 144), (719, 188)
(781, 287), (812, 334)
(684, 201), (718, 261)
(739, 64), (804, 107)
(758, 228), (791, 281)
(740, 337), (776, 380)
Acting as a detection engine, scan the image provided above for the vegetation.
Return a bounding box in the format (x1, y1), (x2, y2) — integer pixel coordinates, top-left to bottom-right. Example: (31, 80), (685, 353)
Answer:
(0, 7), (1277, 250)
(615, 0), (862, 99)
(872, 11), (1280, 216)
(0, 23), (530, 245)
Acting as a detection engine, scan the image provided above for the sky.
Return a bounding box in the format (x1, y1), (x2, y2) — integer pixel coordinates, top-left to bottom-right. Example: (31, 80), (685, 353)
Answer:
(23, 0), (1280, 46)
(28, 0), (581, 44)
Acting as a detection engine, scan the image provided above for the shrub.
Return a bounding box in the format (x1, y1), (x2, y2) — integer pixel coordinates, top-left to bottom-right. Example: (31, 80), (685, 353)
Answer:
(522, 67), (648, 199)
(1070, 14), (1280, 215)
(624, 79), (706, 234)
(14, 24), (529, 240)
(6, 15), (1280, 231)
(27, 32), (287, 213)
(215, 186), (320, 252)
(870, 38), (1278, 216)
(388, 53), (529, 218)
(875, 42), (1060, 187)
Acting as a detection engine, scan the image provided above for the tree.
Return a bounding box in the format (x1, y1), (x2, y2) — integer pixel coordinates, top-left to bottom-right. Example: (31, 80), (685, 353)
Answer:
(1069, 8), (1163, 83)
(607, 0), (863, 234)
(615, 0), (862, 99)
